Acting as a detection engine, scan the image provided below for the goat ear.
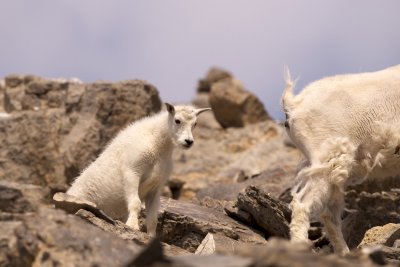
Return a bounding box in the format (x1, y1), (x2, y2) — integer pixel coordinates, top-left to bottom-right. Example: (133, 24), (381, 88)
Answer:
(195, 108), (212, 116)
(165, 103), (175, 115)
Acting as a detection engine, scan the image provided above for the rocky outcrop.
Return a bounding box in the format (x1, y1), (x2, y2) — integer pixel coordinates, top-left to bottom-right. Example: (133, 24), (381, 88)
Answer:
(233, 186), (291, 238)
(0, 75), (161, 187)
(3, 72), (400, 266)
(209, 78), (270, 128)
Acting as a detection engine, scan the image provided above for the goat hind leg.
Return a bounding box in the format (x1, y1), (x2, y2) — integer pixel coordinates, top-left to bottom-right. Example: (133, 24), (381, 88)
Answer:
(290, 179), (330, 244)
(321, 187), (349, 254)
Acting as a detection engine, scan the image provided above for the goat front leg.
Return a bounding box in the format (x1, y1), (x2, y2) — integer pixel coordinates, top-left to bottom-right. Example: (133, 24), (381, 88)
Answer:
(144, 157), (172, 236)
(124, 168), (142, 230)
(145, 188), (162, 236)
(321, 186), (349, 255)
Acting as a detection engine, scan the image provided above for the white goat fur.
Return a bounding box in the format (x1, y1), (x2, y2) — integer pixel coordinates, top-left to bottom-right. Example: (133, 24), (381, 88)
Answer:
(67, 103), (210, 235)
(281, 65), (400, 254)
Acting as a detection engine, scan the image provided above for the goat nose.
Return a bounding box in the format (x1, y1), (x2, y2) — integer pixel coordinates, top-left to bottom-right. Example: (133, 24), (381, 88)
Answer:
(185, 139), (193, 146)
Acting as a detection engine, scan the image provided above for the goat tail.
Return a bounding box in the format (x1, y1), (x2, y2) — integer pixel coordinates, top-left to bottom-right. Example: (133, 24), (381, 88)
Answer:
(281, 65), (298, 112)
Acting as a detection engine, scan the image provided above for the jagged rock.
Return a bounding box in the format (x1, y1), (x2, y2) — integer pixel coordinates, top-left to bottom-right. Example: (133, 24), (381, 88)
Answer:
(237, 186), (291, 237)
(0, 181), (50, 214)
(0, 75), (161, 187)
(234, 186), (291, 238)
(157, 197), (267, 252)
(197, 67), (232, 93)
(195, 233), (242, 255)
(358, 224), (400, 248)
(209, 78), (270, 128)
(0, 208), (142, 267)
(343, 190), (400, 249)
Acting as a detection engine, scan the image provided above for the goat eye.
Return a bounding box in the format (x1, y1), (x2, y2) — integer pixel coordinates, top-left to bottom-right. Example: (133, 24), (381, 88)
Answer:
(175, 119), (181, 124)
(194, 122), (197, 127)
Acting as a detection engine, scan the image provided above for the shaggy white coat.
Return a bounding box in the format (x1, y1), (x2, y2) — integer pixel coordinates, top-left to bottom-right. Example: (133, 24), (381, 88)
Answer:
(281, 65), (400, 254)
(67, 103), (210, 235)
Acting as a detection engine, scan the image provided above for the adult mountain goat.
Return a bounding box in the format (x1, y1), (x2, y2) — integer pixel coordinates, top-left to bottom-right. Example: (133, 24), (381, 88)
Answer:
(67, 103), (211, 235)
(281, 65), (400, 254)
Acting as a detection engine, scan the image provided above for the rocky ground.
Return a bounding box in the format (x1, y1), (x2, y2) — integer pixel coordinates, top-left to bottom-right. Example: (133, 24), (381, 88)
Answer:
(1, 69), (400, 266)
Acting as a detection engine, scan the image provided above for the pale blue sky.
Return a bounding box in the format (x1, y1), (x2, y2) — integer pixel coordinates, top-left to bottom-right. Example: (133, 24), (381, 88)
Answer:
(1, 1), (399, 119)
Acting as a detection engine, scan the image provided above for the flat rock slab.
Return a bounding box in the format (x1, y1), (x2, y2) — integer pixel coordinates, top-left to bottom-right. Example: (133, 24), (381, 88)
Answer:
(234, 185), (291, 238)
(53, 192), (114, 223)
(158, 197), (267, 252)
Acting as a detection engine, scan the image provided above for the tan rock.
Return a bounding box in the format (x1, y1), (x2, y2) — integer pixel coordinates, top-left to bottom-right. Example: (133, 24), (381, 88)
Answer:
(209, 78), (270, 128)
(358, 223), (400, 248)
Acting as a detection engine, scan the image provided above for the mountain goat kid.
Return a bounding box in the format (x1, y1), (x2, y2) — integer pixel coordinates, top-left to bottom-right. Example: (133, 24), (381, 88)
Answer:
(281, 65), (400, 254)
(67, 103), (211, 235)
